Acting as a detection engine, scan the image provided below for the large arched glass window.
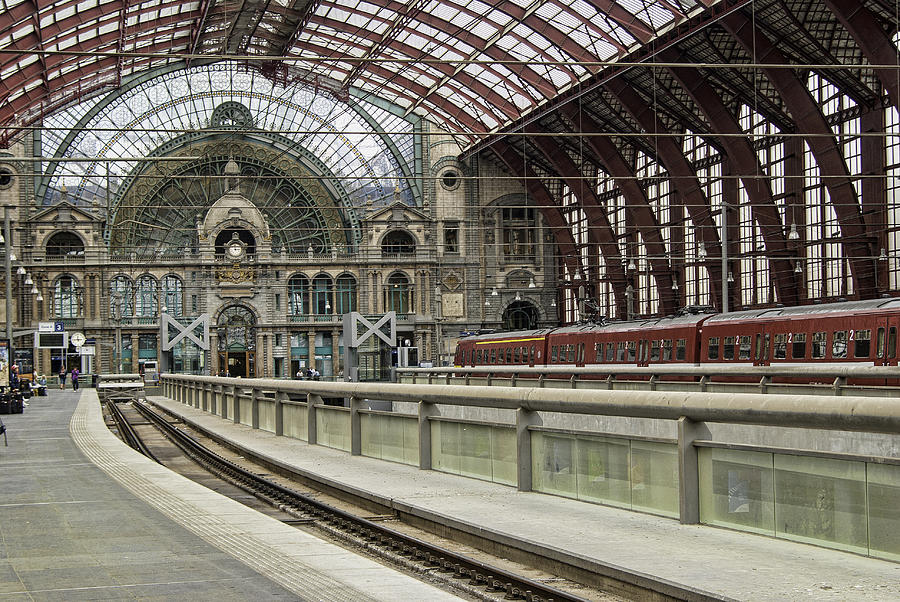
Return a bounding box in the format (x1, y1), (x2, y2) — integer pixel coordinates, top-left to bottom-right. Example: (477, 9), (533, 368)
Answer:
(312, 275), (333, 315)
(382, 230), (416, 256)
(45, 232), (84, 258)
(385, 272), (412, 314)
(136, 275), (158, 317)
(162, 275), (183, 316)
(502, 207), (536, 260)
(53, 275), (81, 319)
(335, 274), (357, 315)
(288, 275), (309, 316)
(109, 275), (134, 319)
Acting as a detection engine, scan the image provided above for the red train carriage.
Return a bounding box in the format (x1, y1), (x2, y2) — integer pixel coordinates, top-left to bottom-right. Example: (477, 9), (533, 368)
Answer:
(455, 299), (900, 376)
(699, 299), (900, 367)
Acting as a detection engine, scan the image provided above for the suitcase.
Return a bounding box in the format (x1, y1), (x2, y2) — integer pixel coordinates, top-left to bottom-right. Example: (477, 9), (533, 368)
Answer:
(10, 397), (23, 413)
(0, 399), (9, 414)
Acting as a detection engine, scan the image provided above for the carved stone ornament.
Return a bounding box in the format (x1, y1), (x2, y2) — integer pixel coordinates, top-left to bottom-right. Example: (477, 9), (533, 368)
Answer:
(441, 270), (462, 291)
(217, 266), (255, 283)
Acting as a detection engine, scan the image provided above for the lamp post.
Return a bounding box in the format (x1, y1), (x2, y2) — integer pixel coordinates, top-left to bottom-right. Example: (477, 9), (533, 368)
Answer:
(721, 202), (729, 314)
(3, 206), (11, 346)
(111, 292), (123, 374)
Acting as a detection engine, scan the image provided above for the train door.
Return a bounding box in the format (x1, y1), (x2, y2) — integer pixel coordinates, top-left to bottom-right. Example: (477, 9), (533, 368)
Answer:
(879, 317), (900, 366)
(754, 329), (771, 366)
(637, 338), (650, 367)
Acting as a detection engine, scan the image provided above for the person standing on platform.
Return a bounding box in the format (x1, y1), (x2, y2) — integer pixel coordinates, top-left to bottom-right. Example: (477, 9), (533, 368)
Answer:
(58, 368), (67, 389)
(71, 368), (80, 391)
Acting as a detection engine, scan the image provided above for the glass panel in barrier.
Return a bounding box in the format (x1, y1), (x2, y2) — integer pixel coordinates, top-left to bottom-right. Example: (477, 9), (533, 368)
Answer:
(432, 421), (461, 474)
(459, 423), (493, 480)
(491, 427), (517, 486)
(402, 416), (419, 466)
(576, 436), (631, 508)
(382, 414), (408, 464)
(630, 440), (679, 517)
(867, 463), (900, 561)
(283, 404), (308, 441)
(317, 407), (350, 451)
(239, 397), (253, 427)
(698, 448), (775, 535)
(774, 455), (867, 553)
(259, 399), (276, 433)
(360, 413), (381, 458)
(532, 433), (577, 497)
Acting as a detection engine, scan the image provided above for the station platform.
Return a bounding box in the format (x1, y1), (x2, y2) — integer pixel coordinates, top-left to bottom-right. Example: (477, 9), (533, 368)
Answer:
(0, 390), (460, 600)
(146, 395), (900, 602)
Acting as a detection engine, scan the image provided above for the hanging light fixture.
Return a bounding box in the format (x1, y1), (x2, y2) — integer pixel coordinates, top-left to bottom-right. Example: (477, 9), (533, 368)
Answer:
(550, 298), (557, 307)
(30, 285), (38, 295)
(788, 223), (800, 240)
(16, 266), (25, 276)
(698, 242), (707, 258)
(484, 299), (490, 307)
(528, 277), (536, 288)
(514, 291), (522, 301)
(672, 279), (679, 291)
(627, 258), (636, 271)
(9, 252), (16, 262)
(727, 271), (735, 283)
(490, 287), (498, 296)
(879, 248), (888, 261)
(795, 262), (803, 274)
(36, 293), (43, 302)
(24, 274), (33, 286)
(0, 231), (4, 244)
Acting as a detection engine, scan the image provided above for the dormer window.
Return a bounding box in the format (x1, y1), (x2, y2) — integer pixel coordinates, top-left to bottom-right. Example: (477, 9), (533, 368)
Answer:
(382, 230), (415, 256)
(46, 232), (85, 258)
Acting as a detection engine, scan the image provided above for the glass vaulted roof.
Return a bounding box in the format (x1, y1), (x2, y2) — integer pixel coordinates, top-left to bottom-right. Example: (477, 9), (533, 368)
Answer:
(0, 0), (709, 146)
(40, 62), (417, 212)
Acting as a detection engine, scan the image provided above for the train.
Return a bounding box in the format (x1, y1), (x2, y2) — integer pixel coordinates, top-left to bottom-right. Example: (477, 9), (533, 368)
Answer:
(453, 298), (900, 369)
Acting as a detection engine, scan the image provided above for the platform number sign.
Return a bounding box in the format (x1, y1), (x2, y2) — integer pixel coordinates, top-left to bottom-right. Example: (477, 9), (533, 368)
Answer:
(54, 321), (65, 332)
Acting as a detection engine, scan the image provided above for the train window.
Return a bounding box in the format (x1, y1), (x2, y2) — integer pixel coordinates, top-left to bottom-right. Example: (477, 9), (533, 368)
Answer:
(832, 330), (848, 359)
(650, 340), (661, 361)
(579, 343), (586, 363)
(773, 334), (787, 360)
(723, 336), (735, 360)
(513, 347), (521, 363)
(617, 342), (626, 361)
(877, 328), (886, 358)
(890, 327), (897, 359)
(490, 348), (497, 363)
(568, 344), (576, 362)
(792, 333), (806, 359)
(594, 343), (603, 362)
(676, 339), (686, 360)
(812, 332), (827, 358)
(606, 342), (615, 362)
(626, 341), (636, 362)
(739, 336), (751, 360)
(506, 347), (513, 363)
(551, 346), (558, 362)
(754, 334), (761, 361)
(854, 329), (871, 358)
(530, 345), (535, 364)
(662, 339), (672, 361)
(707, 337), (719, 360)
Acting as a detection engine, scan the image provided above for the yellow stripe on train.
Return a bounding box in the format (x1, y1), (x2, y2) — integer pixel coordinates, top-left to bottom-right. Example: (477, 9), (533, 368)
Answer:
(474, 337), (546, 345)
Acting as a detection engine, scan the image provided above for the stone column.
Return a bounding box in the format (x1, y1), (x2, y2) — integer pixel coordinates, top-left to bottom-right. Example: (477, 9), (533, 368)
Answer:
(130, 333), (139, 374)
(307, 330), (316, 370)
(331, 327), (341, 377)
(210, 332), (219, 376)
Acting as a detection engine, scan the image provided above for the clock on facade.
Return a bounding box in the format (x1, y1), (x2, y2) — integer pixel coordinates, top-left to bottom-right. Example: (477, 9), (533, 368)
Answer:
(225, 236), (246, 261)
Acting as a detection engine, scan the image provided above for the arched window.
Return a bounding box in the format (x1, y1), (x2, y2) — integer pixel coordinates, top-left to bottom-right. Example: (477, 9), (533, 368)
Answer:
(381, 230), (416, 256)
(336, 274), (357, 314)
(53, 275), (81, 319)
(215, 228), (256, 256)
(312, 275), (333, 315)
(109, 276), (134, 319)
(162, 275), (183, 316)
(502, 301), (539, 330)
(135, 275), (158, 317)
(288, 275), (309, 316)
(45, 232), (84, 258)
(217, 305), (256, 351)
(502, 206), (536, 260)
(385, 272), (412, 314)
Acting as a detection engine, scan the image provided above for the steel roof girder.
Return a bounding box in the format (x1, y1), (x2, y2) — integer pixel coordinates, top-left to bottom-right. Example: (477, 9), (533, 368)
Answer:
(722, 11), (877, 299)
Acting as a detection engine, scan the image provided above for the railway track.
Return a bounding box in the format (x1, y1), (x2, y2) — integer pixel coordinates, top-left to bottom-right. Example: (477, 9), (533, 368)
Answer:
(105, 399), (607, 602)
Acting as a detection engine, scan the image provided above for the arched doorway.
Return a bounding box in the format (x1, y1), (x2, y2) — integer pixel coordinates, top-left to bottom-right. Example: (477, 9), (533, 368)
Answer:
(217, 305), (256, 377)
(502, 300), (539, 330)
